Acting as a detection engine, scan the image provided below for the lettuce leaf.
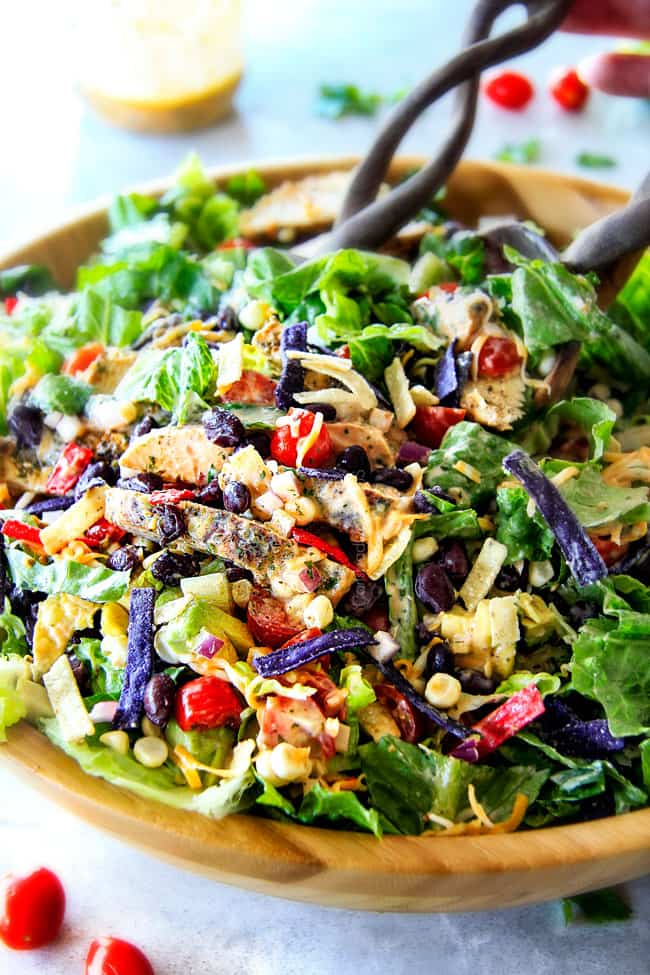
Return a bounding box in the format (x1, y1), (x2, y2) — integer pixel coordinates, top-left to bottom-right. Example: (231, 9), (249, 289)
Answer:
(0, 598), (29, 656)
(6, 549), (129, 603)
(554, 465), (650, 528)
(348, 322), (443, 382)
(115, 332), (216, 422)
(74, 637), (123, 699)
(0, 264), (56, 298)
(298, 783), (381, 836)
(571, 612), (650, 736)
(424, 421), (517, 508)
(0, 656), (28, 741)
(495, 485), (555, 563)
(420, 231), (485, 284)
(610, 250), (650, 353)
(30, 373), (92, 415)
(549, 397), (616, 462)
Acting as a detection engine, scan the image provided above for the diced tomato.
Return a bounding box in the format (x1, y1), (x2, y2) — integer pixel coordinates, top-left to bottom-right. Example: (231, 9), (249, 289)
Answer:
(375, 683), (423, 743)
(279, 627), (323, 649)
(223, 370), (277, 405)
(4, 296), (18, 315)
(451, 684), (545, 761)
(247, 586), (302, 648)
(259, 694), (325, 749)
(270, 409), (333, 467)
(336, 345), (351, 359)
(82, 518), (126, 548)
(85, 937), (154, 975)
(408, 406), (466, 449)
(291, 527), (365, 577)
(1, 520), (42, 549)
(438, 282), (459, 294)
(549, 67), (589, 112)
(477, 336), (522, 378)
(175, 676), (243, 732)
(484, 70), (535, 110)
(590, 536), (629, 567)
(289, 667), (347, 718)
(0, 867), (65, 950)
(62, 343), (104, 377)
(217, 237), (256, 251)
(45, 443), (94, 495)
(149, 488), (195, 505)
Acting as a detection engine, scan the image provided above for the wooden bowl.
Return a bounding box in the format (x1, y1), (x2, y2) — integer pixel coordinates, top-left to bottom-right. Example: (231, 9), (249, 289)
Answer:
(1, 158), (648, 912)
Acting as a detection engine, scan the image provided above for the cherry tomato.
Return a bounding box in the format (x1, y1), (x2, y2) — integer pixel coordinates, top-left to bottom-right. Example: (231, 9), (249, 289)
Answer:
(484, 70), (534, 110)
(259, 694), (324, 748)
(270, 409), (333, 467)
(175, 676), (243, 731)
(549, 67), (589, 112)
(62, 342), (104, 376)
(437, 282), (459, 294)
(408, 406), (466, 449)
(375, 683), (423, 743)
(590, 536), (629, 567)
(216, 237), (255, 251)
(4, 296), (18, 315)
(85, 937), (155, 975)
(477, 336), (522, 378)
(224, 370), (277, 405)
(247, 586), (302, 647)
(82, 518), (126, 548)
(292, 668), (347, 717)
(336, 345), (351, 359)
(0, 867), (65, 950)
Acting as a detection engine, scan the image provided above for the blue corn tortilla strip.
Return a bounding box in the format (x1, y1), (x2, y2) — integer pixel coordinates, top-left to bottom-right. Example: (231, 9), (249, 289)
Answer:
(434, 341), (473, 408)
(503, 449), (607, 586)
(275, 320), (307, 410)
(113, 587), (156, 730)
(253, 627), (377, 677)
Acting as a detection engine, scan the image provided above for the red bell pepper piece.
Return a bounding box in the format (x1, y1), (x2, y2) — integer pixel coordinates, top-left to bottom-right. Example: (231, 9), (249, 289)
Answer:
(438, 282), (459, 294)
(175, 676), (243, 731)
(1, 519), (43, 549)
(45, 443), (94, 495)
(451, 684), (545, 762)
(149, 488), (196, 505)
(62, 343), (104, 377)
(291, 527), (366, 577)
(82, 518), (126, 548)
(4, 297), (18, 315)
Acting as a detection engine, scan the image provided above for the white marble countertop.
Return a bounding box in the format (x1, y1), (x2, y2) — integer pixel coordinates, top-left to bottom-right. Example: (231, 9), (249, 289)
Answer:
(1, 1), (649, 972)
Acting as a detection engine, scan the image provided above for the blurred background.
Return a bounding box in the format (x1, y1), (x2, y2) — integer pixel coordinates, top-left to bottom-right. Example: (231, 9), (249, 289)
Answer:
(1, 0), (649, 250)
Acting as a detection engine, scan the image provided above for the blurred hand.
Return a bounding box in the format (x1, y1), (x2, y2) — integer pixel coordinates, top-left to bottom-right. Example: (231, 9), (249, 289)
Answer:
(563, 0), (650, 96)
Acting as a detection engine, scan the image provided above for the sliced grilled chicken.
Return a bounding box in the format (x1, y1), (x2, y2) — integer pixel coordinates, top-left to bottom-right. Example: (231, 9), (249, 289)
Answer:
(460, 372), (526, 431)
(119, 426), (233, 483)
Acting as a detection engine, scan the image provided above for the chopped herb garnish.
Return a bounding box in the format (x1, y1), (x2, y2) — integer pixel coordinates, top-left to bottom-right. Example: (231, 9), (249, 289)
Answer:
(575, 152), (617, 169)
(495, 139), (541, 165)
(314, 83), (408, 119)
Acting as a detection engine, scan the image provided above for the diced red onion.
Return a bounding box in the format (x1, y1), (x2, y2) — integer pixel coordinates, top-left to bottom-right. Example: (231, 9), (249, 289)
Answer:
(89, 700), (119, 723)
(397, 441), (431, 466)
(197, 635), (225, 659)
(299, 565), (322, 592)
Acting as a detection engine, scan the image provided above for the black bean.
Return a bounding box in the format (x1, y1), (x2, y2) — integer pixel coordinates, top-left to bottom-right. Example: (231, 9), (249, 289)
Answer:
(196, 480), (223, 508)
(143, 673), (176, 727)
(203, 408), (246, 448)
(151, 551), (199, 587)
(107, 546), (141, 572)
(304, 402), (337, 422)
(243, 430), (271, 458)
(336, 446), (370, 481)
(434, 540), (469, 585)
(158, 504), (185, 544)
(423, 641), (455, 681)
(495, 564), (525, 592)
(372, 467), (414, 491)
(456, 669), (498, 695)
(8, 404), (43, 449)
(414, 563), (455, 613)
(67, 652), (90, 696)
(117, 472), (163, 493)
(223, 481), (251, 514)
(216, 306), (238, 331)
(225, 564), (254, 583)
(131, 415), (157, 440)
(340, 579), (384, 617)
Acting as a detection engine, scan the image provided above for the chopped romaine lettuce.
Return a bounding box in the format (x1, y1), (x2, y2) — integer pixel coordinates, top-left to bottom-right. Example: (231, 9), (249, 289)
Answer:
(548, 397), (616, 462)
(30, 373), (92, 415)
(424, 422), (517, 508)
(496, 486), (555, 563)
(6, 549), (129, 603)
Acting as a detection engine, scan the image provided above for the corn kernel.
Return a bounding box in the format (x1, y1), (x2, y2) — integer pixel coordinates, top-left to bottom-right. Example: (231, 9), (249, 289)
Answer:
(141, 716), (162, 738)
(425, 673), (462, 709)
(255, 742), (312, 787)
(412, 537), (439, 563)
(304, 594), (334, 629)
(133, 736), (169, 769)
(101, 603), (129, 637)
(232, 579), (253, 609)
(100, 730), (130, 756)
(284, 495), (319, 526)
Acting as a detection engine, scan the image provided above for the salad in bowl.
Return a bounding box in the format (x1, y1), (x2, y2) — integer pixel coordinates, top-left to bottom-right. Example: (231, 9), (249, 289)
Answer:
(0, 156), (649, 840)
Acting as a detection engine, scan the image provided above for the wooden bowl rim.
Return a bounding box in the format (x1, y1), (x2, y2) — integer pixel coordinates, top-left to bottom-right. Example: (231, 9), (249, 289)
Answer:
(1, 156), (647, 891)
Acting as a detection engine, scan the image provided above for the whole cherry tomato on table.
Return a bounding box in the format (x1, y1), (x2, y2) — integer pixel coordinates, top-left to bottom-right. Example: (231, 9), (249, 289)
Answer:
(549, 66), (590, 112)
(484, 70), (535, 110)
(85, 936), (155, 975)
(0, 867), (65, 950)
(477, 336), (523, 378)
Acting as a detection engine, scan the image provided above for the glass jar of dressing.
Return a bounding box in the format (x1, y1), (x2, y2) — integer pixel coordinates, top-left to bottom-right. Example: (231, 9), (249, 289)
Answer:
(74, 0), (243, 132)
